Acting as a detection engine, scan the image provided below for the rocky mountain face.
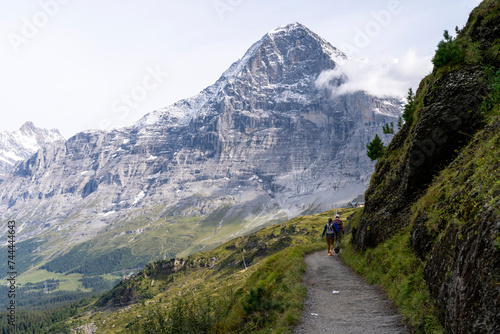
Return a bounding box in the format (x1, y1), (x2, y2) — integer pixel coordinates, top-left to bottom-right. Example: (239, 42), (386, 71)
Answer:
(352, 1), (499, 332)
(0, 23), (400, 275)
(0, 122), (63, 180)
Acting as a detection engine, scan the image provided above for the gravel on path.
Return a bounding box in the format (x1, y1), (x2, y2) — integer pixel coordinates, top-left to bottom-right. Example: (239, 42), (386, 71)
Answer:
(294, 251), (409, 334)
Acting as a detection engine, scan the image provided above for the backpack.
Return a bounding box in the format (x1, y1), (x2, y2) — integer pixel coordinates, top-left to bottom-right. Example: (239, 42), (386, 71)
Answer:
(333, 222), (339, 232)
(326, 223), (335, 234)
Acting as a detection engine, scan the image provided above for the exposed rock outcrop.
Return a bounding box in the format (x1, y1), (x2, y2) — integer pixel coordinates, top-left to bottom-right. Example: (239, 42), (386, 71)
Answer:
(354, 66), (486, 250)
(352, 1), (500, 332)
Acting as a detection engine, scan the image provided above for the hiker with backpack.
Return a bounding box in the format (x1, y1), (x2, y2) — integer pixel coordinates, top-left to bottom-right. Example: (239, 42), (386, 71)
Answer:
(333, 214), (344, 253)
(321, 217), (337, 256)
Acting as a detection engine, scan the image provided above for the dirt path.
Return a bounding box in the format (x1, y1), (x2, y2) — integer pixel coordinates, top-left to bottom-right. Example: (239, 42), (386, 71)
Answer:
(294, 251), (409, 334)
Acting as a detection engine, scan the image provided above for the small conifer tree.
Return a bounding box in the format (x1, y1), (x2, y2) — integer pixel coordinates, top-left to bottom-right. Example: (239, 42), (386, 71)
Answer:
(366, 134), (385, 161)
(402, 88), (416, 125)
(382, 122), (394, 134)
(432, 29), (464, 68)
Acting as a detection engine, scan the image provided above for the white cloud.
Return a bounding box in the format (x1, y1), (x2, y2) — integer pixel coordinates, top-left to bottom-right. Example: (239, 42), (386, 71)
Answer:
(315, 48), (433, 99)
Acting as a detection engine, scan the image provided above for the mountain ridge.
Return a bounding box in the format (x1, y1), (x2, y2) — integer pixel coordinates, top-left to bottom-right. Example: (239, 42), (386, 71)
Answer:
(1, 23), (401, 283)
(137, 22), (348, 129)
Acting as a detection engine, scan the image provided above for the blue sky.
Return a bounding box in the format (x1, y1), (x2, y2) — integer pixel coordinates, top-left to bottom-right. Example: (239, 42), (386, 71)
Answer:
(0, 0), (482, 138)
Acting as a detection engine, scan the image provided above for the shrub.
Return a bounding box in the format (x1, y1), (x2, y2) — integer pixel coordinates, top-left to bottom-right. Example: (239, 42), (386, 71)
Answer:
(480, 67), (500, 115)
(242, 284), (283, 328)
(131, 295), (233, 334)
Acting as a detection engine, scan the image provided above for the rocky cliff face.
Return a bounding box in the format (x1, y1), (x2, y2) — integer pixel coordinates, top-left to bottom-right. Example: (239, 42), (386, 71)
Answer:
(0, 122), (63, 180)
(352, 1), (500, 332)
(0, 23), (400, 274)
(354, 67), (486, 249)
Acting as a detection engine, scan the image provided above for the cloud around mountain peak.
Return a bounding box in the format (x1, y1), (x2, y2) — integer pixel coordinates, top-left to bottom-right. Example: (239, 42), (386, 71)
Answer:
(315, 47), (433, 99)
(260, 22), (432, 100)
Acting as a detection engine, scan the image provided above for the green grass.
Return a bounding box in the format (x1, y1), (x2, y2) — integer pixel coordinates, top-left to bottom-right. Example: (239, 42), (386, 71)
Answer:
(18, 269), (83, 287)
(341, 227), (442, 333)
(17, 268), (54, 284)
(65, 209), (352, 333)
(18, 269), (123, 295)
(58, 275), (91, 292)
(128, 242), (325, 334)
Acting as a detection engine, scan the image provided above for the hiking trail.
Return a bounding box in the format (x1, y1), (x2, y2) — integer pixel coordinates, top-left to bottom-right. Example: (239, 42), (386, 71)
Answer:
(294, 251), (409, 334)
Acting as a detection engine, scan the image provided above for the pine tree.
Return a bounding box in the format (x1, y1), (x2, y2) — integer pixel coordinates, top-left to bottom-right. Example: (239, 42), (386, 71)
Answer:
(432, 29), (464, 68)
(397, 117), (403, 130)
(382, 122), (394, 134)
(366, 134), (385, 161)
(402, 88), (416, 125)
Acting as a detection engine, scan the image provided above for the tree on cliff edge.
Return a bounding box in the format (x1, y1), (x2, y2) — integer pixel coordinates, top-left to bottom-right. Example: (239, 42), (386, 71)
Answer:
(366, 134), (385, 161)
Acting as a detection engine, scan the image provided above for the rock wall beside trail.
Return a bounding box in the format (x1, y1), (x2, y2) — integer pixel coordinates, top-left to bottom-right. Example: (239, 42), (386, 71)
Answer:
(423, 205), (500, 334)
(353, 66), (486, 251)
(352, 1), (500, 333)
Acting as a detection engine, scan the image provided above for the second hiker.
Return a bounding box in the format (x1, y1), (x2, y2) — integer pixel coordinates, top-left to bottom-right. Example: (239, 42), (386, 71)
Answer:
(333, 214), (344, 253)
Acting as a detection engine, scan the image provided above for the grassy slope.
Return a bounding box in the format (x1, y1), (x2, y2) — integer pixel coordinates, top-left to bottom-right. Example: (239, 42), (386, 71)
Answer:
(64, 209), (359, 334)
(35, 185), (490, 334)
(13, 199), (290, 294)
(342, 222), (442, 332)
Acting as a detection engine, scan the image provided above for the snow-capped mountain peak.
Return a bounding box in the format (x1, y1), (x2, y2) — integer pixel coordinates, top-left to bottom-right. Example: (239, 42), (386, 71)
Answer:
(0, 122), (64, 178)
(267, 22), (347, 62)
(138, 22), (350, 129)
